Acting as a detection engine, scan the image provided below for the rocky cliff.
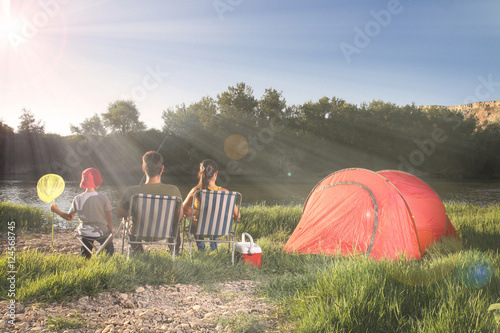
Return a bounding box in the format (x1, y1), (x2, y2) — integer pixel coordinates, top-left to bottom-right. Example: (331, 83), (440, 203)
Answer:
(424, 100), (500, 128)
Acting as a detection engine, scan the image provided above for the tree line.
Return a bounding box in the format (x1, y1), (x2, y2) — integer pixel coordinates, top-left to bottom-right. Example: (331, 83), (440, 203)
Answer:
(1, 82), (499, 184)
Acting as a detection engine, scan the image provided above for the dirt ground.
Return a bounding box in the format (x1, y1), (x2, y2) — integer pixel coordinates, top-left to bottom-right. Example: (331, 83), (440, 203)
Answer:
(0, 230), (283, 332)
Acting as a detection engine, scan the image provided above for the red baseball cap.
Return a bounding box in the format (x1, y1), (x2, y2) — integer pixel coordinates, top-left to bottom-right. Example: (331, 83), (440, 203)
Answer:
(80, 168), (103, 189)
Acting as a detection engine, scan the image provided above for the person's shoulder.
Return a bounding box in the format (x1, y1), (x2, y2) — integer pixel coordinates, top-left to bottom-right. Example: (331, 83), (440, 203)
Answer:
(125, 185), (141, 191)
(97, 192), (111, 201)
(163, 183), (182, 195)
(188, 186), (199, 193)
(119, 185), (141, 203)
(122, 185), (141, 195)
(74, 191), (93, 200)
(161, 183), (180, 189)
(73, 192), (85, 199)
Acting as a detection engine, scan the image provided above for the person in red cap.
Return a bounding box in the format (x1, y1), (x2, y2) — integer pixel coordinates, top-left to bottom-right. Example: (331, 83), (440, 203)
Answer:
(51, 168), (114, 258)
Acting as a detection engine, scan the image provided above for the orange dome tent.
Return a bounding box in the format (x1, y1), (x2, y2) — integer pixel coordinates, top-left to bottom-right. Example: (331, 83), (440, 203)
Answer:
(284, 169), (459, 260)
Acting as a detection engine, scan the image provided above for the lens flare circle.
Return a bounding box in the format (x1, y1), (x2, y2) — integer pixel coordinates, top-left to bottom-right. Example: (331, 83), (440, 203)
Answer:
(224, 134), (249, 160)
(456, 251), (494, 289)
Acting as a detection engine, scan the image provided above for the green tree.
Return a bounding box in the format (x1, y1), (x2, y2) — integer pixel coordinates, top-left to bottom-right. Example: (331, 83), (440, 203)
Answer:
(295, 97), (333, 138)
(0, 120), (14, 134)
(70, 113), (107, 136)
(258, 88), (287, 125)
(0, 120), (14, 175)
(190, 96), (218, 129)
(18, 109), (45, 134)
(102, 100), (146, 134)
(217, 82), (258, 126)
(162, 103), (199, 136)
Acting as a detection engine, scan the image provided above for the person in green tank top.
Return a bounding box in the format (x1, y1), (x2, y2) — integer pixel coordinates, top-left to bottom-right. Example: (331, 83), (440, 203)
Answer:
(183, 159), (239, 251)
(117, 151), (182, 253)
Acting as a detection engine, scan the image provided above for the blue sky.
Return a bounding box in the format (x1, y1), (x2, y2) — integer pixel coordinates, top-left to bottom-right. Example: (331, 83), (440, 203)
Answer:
(1, 0), (499, 135)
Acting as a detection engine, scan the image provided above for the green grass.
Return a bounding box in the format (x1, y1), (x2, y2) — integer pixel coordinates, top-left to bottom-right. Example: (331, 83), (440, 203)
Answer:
(0, 201), (52, 232)
(46, 314), (85, 332)
(0, 201), (499, 332)
(238, 203), (303, 241)
(445, 201), (500, 253)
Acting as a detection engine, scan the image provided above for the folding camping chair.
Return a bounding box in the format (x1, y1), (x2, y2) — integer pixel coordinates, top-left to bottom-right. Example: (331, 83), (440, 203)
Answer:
(186, 190), (242, 265)
(74, 195), (120, 258)
(75, 228), (114, 258)
(122, 193), (182, 260)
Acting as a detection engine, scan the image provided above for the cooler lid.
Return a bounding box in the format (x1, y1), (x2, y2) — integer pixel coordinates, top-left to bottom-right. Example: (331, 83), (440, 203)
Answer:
(235, 241), (262, 254)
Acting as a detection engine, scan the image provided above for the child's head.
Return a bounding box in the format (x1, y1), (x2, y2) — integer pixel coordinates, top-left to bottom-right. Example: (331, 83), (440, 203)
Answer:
(80, 168), (103, 189)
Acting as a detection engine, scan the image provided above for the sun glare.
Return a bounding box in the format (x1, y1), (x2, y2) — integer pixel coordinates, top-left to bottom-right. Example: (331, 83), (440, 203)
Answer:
(0, 0), (24, 44)
(0, 0), (68, 88)
(2, 0), (9, 19)
(1, 16), (22, 37)
(1, 0), (11, 35)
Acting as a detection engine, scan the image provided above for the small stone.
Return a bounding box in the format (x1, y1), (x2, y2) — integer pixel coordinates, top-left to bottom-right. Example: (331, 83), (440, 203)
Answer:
(192, 305), (202, 311)
(135, 287), (145, 293)
(118, 293), (128, 300)
(137, 301), (148, 308)
(15, 314), (25, 321)
(15, 303), (25, 313)
(0, 320), (6, 329)
(138, 310), (149, 317)
(122, 301), (135, 309)
(79, 296), (90, 303)
(102, 323), (114, 333)
(15, 322), (29, 330)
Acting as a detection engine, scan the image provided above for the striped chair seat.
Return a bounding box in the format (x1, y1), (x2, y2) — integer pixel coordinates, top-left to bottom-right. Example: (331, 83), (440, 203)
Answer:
(187, 190), (242, 265)
(125, 194), (182, 260)
(195, 190), (239, 236)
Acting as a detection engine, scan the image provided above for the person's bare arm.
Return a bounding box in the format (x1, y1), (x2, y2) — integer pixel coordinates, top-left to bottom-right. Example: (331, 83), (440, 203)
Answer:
(182, 188), (196, 217)
(220, 188), (241, 220)
(51, 204), (76, 221)
(105, 210), (114, 240)
(116, 205), (128, 219)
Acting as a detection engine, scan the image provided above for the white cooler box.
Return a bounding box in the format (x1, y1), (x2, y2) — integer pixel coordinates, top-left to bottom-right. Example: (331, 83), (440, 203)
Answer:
(235, 233), (262, 267)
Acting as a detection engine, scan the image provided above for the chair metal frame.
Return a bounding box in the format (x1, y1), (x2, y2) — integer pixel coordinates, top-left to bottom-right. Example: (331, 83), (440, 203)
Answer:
(122, 193), (183, 260)
(186, 190), (242, 265)
(75, 231), (113, 258)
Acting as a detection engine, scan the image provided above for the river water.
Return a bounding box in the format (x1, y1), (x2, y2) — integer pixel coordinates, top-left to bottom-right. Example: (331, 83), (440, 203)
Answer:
(1, 178), (499, 214)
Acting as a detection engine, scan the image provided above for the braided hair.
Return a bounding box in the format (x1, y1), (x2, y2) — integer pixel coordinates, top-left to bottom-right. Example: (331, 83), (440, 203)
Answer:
(197, 159), (218, 190)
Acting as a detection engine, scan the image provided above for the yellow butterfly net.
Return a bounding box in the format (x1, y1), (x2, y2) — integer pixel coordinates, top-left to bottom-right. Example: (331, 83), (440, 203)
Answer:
(37, 174), (65, 203)
(37, 174), (65, 252)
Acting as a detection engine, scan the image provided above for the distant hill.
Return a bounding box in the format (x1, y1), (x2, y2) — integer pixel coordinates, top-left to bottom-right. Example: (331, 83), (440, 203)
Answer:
(423, 100), (500, 128)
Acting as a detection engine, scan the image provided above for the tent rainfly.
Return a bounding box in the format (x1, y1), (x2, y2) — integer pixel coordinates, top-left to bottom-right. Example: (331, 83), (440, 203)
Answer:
(284, 169), (459, 260)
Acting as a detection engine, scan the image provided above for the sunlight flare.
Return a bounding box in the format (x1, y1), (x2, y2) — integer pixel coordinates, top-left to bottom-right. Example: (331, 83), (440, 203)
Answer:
(2, 0), (10, 21)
